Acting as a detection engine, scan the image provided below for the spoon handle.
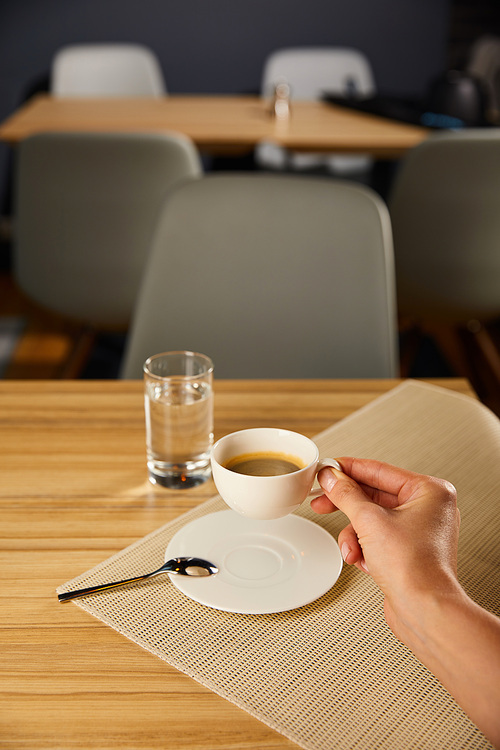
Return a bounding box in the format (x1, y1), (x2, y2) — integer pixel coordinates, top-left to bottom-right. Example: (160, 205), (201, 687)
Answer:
(57, 561), (172, 602)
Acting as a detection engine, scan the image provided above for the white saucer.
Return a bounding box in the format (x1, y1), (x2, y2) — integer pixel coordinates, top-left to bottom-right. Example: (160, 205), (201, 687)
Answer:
(165, 510), (343, 614)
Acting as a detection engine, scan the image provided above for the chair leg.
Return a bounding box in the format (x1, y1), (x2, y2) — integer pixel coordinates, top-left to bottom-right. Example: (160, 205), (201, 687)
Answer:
(425, 322), (472, 380)
(58, 326), (97, 378)
(462, 321), (500, 416)
(398, 321), (424, 377)
(471, 322), (500, 386)
(399, 320), (471, 378)
(398, 318), (500, 416)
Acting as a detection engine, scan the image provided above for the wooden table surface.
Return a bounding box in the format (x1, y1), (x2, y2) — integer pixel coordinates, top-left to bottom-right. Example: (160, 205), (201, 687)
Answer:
(1, 378), (474, 749)
(0, 94), (429, 157)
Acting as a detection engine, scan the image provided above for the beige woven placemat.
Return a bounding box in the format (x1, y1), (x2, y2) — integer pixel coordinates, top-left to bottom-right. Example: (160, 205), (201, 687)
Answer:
(58, 381), (500, 750)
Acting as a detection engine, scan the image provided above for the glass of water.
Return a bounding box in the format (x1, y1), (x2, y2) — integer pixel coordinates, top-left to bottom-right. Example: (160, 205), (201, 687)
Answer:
(143, 351), (214, 488)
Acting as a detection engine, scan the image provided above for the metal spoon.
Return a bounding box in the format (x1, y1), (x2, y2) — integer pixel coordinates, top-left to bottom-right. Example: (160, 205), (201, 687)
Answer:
(57, 556), (218, 602)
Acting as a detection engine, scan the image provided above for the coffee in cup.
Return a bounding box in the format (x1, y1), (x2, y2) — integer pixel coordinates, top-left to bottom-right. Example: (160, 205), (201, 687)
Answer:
(223, 451), (306, 476)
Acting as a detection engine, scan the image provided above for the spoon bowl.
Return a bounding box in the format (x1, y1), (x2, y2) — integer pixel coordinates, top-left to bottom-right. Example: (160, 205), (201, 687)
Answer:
(58, 556), (218, 602)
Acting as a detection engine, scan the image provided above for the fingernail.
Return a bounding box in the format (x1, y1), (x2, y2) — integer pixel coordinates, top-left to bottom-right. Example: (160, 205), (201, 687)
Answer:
(360, 559), (370, 574)
(341, 543), (350, 563)
(319, 468), (337, 492)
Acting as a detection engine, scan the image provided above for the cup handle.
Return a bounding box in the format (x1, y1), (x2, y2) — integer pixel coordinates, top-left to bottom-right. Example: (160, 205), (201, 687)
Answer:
(308, 458), (342, 499)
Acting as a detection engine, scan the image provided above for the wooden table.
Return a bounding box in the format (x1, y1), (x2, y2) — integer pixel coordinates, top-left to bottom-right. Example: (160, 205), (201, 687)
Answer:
(0, 94), (429, 158)
(0, 378), (474, 749)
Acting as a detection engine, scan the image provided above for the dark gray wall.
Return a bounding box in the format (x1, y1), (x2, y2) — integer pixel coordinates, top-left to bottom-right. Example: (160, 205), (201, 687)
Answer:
(0, 0), (452, 211)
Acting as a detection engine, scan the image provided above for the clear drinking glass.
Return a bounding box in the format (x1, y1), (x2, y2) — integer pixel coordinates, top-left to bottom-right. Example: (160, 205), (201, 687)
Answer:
(143, 351), (214, 488)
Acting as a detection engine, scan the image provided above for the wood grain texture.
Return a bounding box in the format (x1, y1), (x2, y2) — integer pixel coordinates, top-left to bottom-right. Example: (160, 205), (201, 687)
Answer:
(0, 94), (429, 157)
(0, 379), (474, 749)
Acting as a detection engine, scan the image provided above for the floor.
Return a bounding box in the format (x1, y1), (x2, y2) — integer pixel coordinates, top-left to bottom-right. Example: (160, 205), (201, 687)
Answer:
(0, 269), (125, 379)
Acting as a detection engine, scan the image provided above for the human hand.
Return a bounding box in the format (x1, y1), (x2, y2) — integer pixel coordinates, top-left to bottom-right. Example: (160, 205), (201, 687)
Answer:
(312, 459), (500, 748)
(311, 458), (461, 636)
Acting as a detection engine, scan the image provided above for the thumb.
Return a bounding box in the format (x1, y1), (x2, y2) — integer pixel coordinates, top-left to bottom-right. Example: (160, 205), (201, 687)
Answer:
(317, 467), (370, 519)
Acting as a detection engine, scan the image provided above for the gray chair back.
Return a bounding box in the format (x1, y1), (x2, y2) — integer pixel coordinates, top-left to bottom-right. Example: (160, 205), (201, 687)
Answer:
(13, 132), (202, 328)
(121, 174), (398, 379)
(389, 129), (500, 323)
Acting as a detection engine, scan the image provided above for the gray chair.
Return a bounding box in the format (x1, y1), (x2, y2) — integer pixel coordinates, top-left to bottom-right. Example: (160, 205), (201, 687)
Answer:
(13, 131), (202, 375)
(121, 174), (398, 379)
(256, 47), (376, 177)
(389, 129), (500, 391)
(51, 43), (166, 97)
(466, 35), (500, 123)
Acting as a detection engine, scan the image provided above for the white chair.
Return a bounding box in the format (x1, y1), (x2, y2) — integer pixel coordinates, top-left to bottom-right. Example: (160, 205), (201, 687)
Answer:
(256, 47), (376, 176)
(389, 129), (500, 393)
(121, 174), (398, 379)
(466, 35), (500, 123)
(51, 43), (166, 97)
(13, 131), (202, 375)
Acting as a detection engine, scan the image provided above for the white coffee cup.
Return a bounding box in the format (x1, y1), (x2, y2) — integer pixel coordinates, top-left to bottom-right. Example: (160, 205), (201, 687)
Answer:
(211, 427), (341, 520)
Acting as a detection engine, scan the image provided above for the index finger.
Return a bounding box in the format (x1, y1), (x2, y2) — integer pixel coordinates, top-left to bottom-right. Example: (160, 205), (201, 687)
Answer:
(337, 457), (426, 505)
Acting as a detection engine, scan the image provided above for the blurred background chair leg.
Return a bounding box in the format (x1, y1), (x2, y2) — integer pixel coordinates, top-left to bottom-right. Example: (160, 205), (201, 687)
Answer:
(401, 319), (500, 416)
(58, 326), (97, 379)
(468, 320), (500, 386)
(398, 319), (424, 377)
(426, 322), (472, 381)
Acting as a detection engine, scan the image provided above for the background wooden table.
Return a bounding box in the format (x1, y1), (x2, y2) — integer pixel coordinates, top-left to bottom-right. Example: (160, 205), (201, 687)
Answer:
(0, 378), (473, 749)
(0, 94), (429, 157)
